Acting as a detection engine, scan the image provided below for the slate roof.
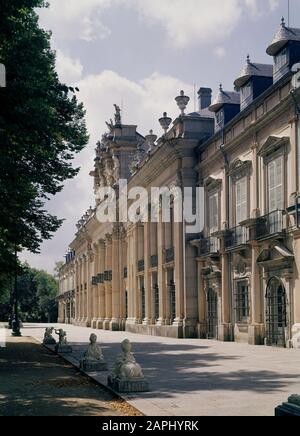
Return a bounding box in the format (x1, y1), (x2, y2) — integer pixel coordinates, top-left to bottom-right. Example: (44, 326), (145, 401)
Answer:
(188, 108), (215, 119)
(267, 19), (300, 56)
(209, 85), (240, 112)
(234, 57), (273, 89)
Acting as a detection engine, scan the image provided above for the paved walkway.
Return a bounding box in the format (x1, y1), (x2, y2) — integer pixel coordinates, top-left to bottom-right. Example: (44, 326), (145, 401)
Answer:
(0, 332), (141, 416)
(13, 323), (300, 416)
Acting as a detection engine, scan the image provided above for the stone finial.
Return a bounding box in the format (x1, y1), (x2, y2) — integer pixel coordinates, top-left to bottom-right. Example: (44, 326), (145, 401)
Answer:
(247, 54), (251, 64)
(219, 83), (223, 92)
(159, 112), (172, 134)
(281, 16), (286, 27)
(108, 339), (149, 393)
(175, 90), (190, 116)
(80, 333), (107, 372)
(145, 129), (158, 154)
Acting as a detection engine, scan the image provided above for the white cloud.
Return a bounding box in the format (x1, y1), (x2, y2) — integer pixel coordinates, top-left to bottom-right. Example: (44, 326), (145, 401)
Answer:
(55, 49), (83, 84)
(214, 47), (227, 59)
(39, 0), (280, 49)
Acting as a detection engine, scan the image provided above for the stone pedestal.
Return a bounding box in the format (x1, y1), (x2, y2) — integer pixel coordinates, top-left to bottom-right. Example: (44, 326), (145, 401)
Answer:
(218, 323), (234, 342)
(55, 344), (73, 354)
(43, 338), (56, 346)
(108, 376), (149, 393)
(248, 324), (265, 346)
(80, 361), (108, 372)
(275, 395), (300, 416)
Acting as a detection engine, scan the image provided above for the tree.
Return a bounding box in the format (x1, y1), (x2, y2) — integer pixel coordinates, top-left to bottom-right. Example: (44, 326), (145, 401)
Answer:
(0, 1), (89, 283)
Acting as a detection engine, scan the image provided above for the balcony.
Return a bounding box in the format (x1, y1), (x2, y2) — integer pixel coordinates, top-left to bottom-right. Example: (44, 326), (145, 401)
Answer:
(137, 260), (145, 272)
(199, 237), (219, 257)
(165, 247), (175, 263)
(150, 255), (158, 268)
(225, 226), (249, 250)
(256, 210), (285, 240)
(104, 270), (112, 281)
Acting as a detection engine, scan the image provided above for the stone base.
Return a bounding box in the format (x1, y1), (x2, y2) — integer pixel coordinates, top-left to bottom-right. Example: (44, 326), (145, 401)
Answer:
(96, 319), (104, 329)
(55, 344), (73, 354)
(125, 322), (185, 339)
(292, 324), (300, 349)
(43, 339), (56, 346)
(248, 324), (265, 346)
(80, 360), (108, 372)
(110, 319), (121, 331)
(108, 376), (149, 393)
(275, 396), (300, 416)
(218, 323), (234, 342)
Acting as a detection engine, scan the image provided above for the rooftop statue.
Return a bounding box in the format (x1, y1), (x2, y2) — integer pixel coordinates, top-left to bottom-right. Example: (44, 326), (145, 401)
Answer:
(114, 104), (122, 126)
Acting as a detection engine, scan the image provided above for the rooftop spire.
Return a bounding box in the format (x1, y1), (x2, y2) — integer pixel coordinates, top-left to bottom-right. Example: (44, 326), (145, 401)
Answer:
(247, 54), (251, 64)
(281, 16), (286, 27)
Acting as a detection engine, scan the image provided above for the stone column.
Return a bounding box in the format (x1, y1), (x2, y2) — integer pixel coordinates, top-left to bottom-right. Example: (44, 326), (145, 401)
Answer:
(97, 239), (106, 329)
(79, 257), (83, 323)
(218, 251), (232, 341)
(248, 242), (265, 345)
(91, 243), (99, 328)
(103, 234), (112, 330)
(110, 225), (121, 331)
(197, 259), (207, 338)
(144, 221), (152, 325)
(174, 221), (184, 328)
(157, 213), (167, 325)
(120, 231), (128, 329)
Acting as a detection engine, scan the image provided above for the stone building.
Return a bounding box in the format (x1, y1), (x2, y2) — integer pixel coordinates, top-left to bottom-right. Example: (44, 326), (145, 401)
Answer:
(58, 20), (300, 348)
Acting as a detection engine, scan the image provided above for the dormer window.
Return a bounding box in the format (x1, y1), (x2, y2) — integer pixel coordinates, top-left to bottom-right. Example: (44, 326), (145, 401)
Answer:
(215, 109), (224, 129)
(274, 47), (288, 75)
(240, 82), (252, 110)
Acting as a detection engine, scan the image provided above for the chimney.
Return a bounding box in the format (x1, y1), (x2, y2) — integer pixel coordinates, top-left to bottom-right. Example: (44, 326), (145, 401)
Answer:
(198, 87), (212, 110)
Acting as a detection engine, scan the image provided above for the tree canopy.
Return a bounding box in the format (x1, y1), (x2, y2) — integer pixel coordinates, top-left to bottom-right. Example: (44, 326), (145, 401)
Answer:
(0, 1), (88, 281)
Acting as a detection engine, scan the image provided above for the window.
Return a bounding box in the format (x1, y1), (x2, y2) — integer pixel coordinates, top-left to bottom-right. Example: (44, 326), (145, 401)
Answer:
(268, 156), (284, 212)
(141, 286), (146, 320)
(208, 192), (219, 234)
(154, 285), (159, 321)
(216, 109), (224, 127)
(241, 82), (252, 103)
(235, 281), (250, 323)
(169, 280), (176, 322)
(236, 177), (248, 224)
(274, 48), (288, 73)
(125, 290), (128, 319)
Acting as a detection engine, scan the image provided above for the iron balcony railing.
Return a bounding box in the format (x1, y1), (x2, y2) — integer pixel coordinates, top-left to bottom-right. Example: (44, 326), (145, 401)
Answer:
(150, 255), (158, 268)
(199, 236), (219, 256)
(225, 225), (249, 250)
(256, 210), (285, 240)
(137, 259), (145, 272)
(165, 247), (175, 263)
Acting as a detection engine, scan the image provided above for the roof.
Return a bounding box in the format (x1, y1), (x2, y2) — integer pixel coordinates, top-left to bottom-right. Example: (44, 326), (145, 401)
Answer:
(209, 85), (240, 112)
(234, 57), (273, 89)
(187, 108), (215, 119)
(267, 19), (300, 56)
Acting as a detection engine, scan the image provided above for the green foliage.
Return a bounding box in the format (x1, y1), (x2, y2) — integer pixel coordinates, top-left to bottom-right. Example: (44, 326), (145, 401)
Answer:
(0, 1), (89, 280)
(0, 263), (59, 322)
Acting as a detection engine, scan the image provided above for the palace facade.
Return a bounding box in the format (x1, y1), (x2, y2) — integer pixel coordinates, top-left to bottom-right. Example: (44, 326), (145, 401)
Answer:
(58, 20), (300, 348)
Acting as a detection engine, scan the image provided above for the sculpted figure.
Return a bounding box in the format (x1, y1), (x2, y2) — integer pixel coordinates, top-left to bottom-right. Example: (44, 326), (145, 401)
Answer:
(80, 333), (107, 371)
(114, 339), (144, 380)
(55, 329), (68, 345)
(43, 327), (56, 345)
(114, 104), (122, 125)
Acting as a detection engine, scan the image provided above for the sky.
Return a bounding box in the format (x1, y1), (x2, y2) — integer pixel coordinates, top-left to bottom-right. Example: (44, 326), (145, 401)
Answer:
(21, 0), (299, 273)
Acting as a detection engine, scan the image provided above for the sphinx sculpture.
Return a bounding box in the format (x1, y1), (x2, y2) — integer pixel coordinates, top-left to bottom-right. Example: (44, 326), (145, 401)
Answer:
(80, 333), (107, 372)
(54, 328), (72, 354)
(43, 327), (56, 345)
(108, 339), (149, 393)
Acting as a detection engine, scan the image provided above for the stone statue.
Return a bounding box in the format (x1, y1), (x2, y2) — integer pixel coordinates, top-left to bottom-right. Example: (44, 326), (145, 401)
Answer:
(43, 327), (56, 345)
(114, 104), (122, 126)
(108, 339), (149, 393)
(80, 333), (107, 372)
(54, 329), (72, 354)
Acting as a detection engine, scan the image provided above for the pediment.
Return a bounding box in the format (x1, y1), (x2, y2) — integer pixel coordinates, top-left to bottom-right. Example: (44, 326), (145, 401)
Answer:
(258, 136), (289, 158)
(204, 176), (222, 191)
(228, 159), (252, 179)
(257, 244), (294, 268)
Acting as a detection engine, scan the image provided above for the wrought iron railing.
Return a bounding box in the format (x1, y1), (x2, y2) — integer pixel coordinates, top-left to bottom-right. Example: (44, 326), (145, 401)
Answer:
(150, 255), (158, 268)
(165, 247), (175, 263)
(137, 260), (145, 272)
(199, 237), (219, 256)
(256, 210), (284, 240)
(225, 226), (249, 249)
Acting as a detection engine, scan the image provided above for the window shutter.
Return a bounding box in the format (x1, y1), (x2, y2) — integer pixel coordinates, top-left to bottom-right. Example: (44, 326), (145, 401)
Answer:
(268, 156), (283, 212)
(236, 177), (247, 224)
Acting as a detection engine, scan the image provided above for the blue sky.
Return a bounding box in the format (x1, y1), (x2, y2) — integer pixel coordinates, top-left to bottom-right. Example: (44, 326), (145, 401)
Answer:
(21, 0), (299, 272)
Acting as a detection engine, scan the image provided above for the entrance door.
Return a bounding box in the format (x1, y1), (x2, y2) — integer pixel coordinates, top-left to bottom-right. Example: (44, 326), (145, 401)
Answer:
(207, 288), (218, 339)
(266, 278), (287, 348)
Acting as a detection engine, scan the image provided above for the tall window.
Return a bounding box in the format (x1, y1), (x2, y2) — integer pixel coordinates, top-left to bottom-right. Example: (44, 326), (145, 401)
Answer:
(235, 281), (250, 323)
(268, 155), (284, 212)
(125, 290), (128, 319)
(216, 109), (224, 128)
(169, 280), (176, 322)
(208, 192), (219, 234)
(241, 82), (252, 104)
(154, 284), (159, 321)
(274, 48), (288, 73)
(236, 177), (248, 224)
(141, 286), (146, 320)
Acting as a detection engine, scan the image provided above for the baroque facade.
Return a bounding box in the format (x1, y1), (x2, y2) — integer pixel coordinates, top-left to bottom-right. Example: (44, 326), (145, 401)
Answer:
(58, 20), (300, 348)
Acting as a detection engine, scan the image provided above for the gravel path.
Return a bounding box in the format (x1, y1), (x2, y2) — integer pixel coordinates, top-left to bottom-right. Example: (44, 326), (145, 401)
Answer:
(0, 336), (142, 416)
